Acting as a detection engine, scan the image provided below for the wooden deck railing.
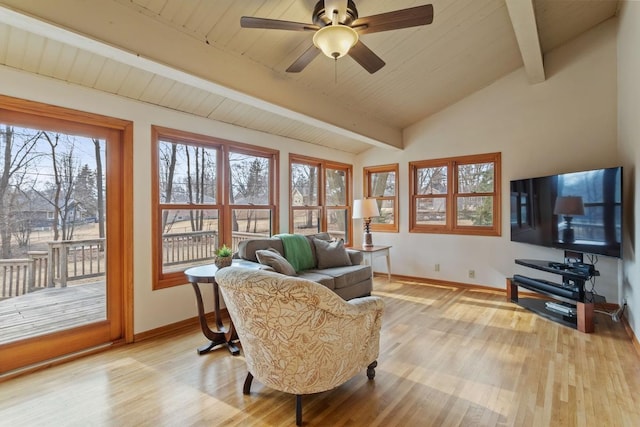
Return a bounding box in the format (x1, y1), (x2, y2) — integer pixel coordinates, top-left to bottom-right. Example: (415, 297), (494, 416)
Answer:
(231, 231), (270, 252)
(161, 230), (271, 268)
(1, 251), (48, 299)
(48, 239), (106, 288)
(162, 231), (219, 266)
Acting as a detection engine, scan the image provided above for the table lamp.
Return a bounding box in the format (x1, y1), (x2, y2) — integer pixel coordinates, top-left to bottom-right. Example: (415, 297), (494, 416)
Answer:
(554, 196), (584, 243)
(353, 199), (380, 247)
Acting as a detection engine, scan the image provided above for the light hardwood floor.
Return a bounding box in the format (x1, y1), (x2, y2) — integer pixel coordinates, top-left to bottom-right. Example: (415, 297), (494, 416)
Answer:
(1, 278), (639, 426)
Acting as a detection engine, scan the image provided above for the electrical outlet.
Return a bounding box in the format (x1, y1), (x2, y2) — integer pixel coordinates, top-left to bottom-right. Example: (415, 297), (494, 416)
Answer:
(468, 269), (475, 279)
(435, 263), (440, 272)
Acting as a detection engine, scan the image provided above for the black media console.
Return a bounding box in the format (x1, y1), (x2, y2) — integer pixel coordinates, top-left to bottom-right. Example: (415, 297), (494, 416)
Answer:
(507, 259), (598, 333)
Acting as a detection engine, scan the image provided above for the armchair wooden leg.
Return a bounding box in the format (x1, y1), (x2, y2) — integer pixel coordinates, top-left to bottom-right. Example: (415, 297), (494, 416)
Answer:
(367, 361), (377, 380)
(296, 395), (302, 426)
(243, 372), (254, 395)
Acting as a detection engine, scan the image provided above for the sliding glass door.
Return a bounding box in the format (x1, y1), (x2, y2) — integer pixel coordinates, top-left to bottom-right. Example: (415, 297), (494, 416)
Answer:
(0, 96), (132, 374)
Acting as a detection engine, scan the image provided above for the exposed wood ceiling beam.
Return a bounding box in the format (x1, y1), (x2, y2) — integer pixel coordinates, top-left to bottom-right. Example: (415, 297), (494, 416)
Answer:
(506, 0), (545, 84)
(0, 0), (403, 150)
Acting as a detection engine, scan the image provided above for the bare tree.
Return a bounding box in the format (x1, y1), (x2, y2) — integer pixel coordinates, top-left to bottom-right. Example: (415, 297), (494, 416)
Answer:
(159, 141), (216, 235)
(39, 131), (61, 240)
(186, 145), (207, 232)
(159, 141), (177, 233)
(57, 151), (79, 240)
(418, 166), (447, 194)
(370, 172), (393, 223)
(0, 125), (40, 257)
(230, 155), (269, 233)
(9, 176), (33, 249)
(325, 168), (346, 230)
(291, 163), (318, 229)
(371, 172), (390, 199)
(38, 132), (81, 241)
(93, 138), (105, 242)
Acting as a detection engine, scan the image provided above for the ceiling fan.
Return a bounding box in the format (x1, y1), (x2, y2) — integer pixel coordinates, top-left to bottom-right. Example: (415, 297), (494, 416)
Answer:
(240, 0), (434, 74)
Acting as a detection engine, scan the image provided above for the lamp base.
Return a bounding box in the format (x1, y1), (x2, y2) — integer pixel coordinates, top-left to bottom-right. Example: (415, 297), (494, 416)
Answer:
(363, 232), (373, 247)
(562, 216), (575, 243)
(562, 227), (575, 243)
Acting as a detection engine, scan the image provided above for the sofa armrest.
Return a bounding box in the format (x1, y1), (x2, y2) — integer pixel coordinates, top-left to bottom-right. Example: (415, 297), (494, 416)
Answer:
(347, 249), (363, 265)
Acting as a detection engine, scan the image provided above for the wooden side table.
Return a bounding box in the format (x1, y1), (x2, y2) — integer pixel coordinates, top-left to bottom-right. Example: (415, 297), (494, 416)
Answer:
(184, 262), (243, 355)
(351, 245), (392, 281)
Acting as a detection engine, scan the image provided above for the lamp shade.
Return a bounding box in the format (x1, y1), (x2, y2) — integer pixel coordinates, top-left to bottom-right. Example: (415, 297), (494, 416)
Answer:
(554, 196), (585, 216)
(353, 199), (380, 219)
(313, 25), (358, 59)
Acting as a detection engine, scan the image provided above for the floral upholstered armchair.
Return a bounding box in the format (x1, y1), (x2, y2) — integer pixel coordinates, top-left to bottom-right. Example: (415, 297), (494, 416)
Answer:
(215, 266), (384, 426)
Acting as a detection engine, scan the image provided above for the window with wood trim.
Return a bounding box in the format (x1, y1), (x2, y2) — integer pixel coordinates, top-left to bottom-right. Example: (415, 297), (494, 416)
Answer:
(152, 126), (278, 289)
(410, 152), (501, 236)
(364, 164), (399, 232)
(289, 154), (352, 243)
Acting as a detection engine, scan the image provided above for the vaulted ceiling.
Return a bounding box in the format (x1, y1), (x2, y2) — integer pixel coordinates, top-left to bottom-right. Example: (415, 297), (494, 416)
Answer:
(0, 0), (618, 153)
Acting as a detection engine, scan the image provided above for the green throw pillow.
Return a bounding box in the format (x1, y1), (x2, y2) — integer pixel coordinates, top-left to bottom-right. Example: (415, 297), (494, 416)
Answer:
(255, 248), (297, 276)
(313, 238), (352, 269)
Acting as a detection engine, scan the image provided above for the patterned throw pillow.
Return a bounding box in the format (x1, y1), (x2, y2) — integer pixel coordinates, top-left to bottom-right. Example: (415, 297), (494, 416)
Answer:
(313, 238), (353, 269)
(255, 248), (297, 276)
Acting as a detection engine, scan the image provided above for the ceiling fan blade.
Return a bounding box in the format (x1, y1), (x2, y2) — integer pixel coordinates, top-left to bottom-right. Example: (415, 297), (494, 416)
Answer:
(286, 45), (321, 73)
(348, 40), (385, 74)
(240, 16), (319, 31)
(351, 4), (434, 35)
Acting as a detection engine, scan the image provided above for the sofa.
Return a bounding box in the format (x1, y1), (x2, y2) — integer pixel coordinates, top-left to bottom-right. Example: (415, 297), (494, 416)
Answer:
(235, 233), (372, 300)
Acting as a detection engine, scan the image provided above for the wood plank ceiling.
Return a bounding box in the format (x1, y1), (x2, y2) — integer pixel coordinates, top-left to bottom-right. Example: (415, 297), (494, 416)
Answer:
(0, 0), (619, 154)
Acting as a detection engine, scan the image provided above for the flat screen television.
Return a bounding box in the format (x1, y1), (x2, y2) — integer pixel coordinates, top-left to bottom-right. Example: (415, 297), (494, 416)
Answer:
(510, 166), (622, 258)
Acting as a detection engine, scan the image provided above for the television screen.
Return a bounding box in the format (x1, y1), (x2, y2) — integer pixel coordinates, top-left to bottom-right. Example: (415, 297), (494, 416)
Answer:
(510, 166), (622, 258)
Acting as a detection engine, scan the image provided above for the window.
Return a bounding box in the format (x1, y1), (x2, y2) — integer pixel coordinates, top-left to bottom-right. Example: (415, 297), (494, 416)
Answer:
(364, 164), (399, 232)
(152, 127), (278, 289)
(290, 154), (352, 243)
(410, 152), (501, 236)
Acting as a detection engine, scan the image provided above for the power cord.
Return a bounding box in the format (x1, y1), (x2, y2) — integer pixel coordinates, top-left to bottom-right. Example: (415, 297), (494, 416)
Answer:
(595, 300), (627, 322)
(579, 254), (599, 304)
(586, 254), (599, 296)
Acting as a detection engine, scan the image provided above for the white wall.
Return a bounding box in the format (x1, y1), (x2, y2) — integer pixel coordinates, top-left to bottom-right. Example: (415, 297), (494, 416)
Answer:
(617, 1), (640, 338)
(0, 66), (356, 334)
(356, 19), (621, 301)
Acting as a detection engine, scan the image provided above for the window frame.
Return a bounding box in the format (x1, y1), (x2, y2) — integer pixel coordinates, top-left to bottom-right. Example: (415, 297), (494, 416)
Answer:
(289, 154), (353, 244)
(151, 126), (278, 289)
(409, 152), (501, 236)
(364, 163), (399, 232)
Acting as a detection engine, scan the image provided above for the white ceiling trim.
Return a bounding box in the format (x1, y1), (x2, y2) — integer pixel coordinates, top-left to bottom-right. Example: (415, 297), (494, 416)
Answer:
(506, 0), (545, 84)
(0, 3), (400, 152)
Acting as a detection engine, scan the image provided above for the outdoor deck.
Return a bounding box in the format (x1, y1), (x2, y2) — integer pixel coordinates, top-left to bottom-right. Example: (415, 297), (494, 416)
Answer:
(0, 282), (105, 345)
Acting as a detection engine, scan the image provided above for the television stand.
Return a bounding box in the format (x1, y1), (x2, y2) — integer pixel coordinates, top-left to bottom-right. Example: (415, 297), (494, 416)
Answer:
(507, 259), (597, 333)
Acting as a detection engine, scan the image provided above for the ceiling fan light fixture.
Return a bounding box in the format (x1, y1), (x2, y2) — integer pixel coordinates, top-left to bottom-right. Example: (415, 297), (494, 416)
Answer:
(313, 25), (358, 59)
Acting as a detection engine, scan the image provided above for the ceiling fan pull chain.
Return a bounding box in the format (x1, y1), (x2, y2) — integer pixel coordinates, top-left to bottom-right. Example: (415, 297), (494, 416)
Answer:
(334, 58), (338, 84)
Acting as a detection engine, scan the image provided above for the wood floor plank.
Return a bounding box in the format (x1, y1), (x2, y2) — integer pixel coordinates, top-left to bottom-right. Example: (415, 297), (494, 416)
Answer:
(1, 277), (639, 426)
